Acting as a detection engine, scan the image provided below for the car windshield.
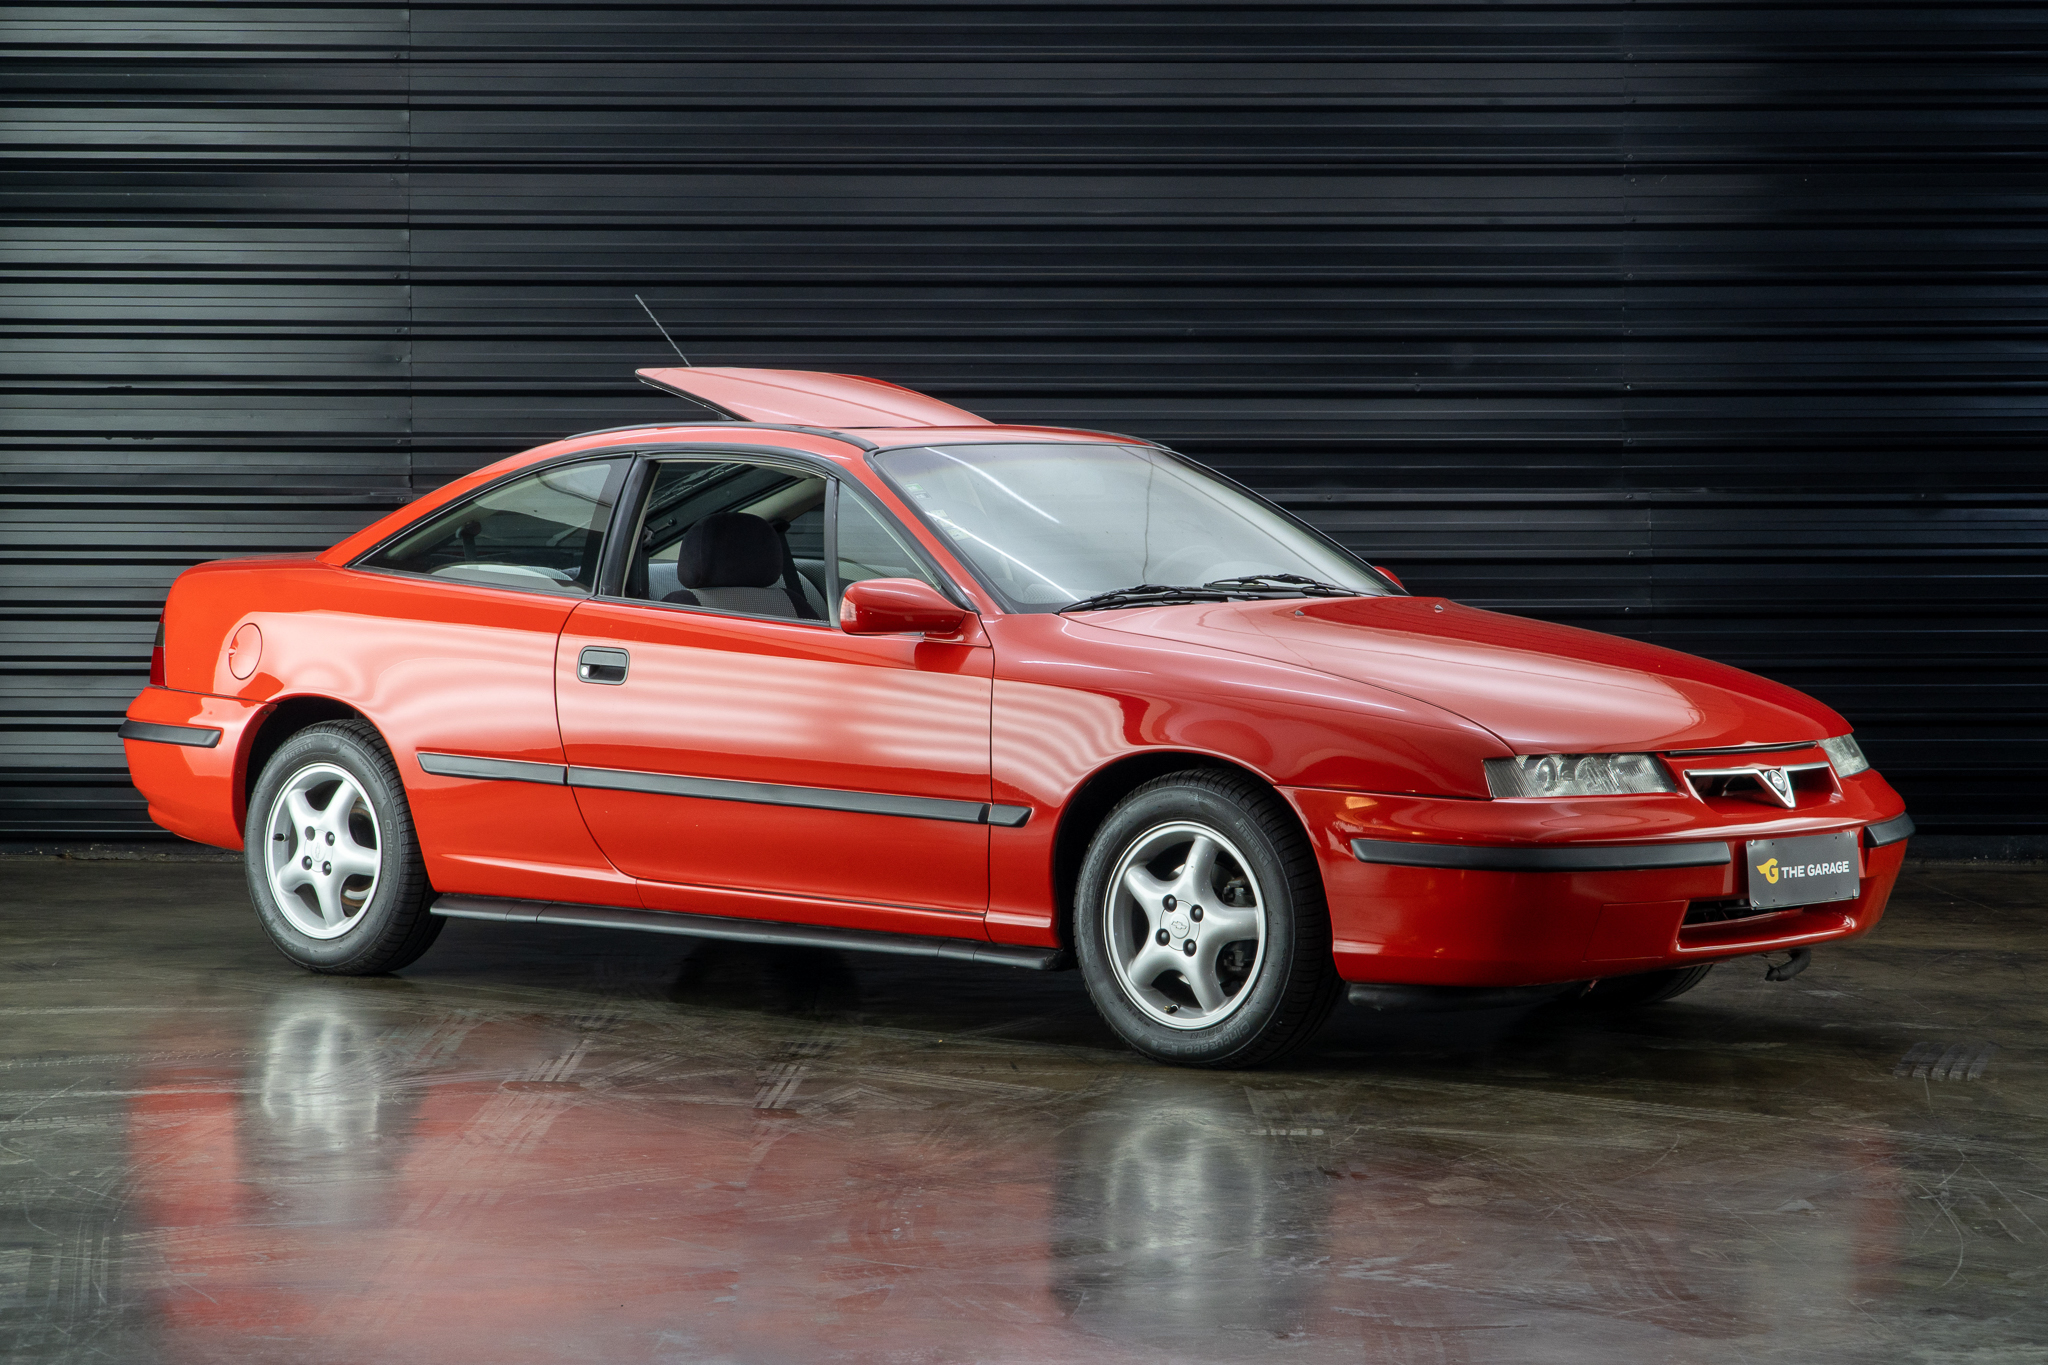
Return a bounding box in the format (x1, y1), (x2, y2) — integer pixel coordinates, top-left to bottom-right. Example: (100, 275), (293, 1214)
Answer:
(870, 443), (1390, 611)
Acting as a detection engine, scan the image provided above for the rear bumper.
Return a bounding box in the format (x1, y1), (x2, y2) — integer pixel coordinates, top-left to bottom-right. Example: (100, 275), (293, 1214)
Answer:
(1285, 783), (1909, 987)
(121, 686), (271, 849)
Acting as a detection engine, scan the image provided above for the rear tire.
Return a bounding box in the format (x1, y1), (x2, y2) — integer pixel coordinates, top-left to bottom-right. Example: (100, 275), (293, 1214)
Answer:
(1576, 963), (1715, 1008)
(244, 720), (441, 975)
(1075, 770), (1341, 1068)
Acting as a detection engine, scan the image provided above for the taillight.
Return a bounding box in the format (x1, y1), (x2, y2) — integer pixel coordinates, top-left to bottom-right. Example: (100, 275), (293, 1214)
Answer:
(148, 620), (166, 687)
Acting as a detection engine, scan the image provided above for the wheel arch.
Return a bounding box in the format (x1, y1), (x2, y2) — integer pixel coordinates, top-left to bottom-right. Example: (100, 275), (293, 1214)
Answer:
(240, 696), (376, 817)
(1051, 750), (1315, 952)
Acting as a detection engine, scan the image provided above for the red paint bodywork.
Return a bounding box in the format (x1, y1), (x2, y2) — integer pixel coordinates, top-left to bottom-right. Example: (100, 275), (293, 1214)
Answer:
(557, 599), (993, 918)
(125, 374), (1908, 988)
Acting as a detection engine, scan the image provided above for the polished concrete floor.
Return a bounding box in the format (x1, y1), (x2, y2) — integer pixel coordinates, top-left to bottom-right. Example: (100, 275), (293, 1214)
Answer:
(1, 854), (2044, 1364)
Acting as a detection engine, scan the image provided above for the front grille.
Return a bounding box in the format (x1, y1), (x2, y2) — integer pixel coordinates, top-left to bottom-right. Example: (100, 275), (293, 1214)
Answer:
(1683, 898), (1787, 927)
(1682, 762), (1835, 808)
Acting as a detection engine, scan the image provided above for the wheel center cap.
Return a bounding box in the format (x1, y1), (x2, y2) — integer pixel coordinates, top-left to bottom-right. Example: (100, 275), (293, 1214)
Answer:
(1166, 915), (1191, 938)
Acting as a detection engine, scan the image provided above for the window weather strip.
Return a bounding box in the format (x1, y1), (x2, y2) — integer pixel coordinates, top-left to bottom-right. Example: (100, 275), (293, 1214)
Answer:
(417, 751), (1029, 826)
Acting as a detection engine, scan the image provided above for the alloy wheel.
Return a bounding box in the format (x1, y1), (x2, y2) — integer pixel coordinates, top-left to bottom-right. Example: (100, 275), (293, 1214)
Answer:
(1103, 821), (1268, 1030)
(263, 762), (382, 939)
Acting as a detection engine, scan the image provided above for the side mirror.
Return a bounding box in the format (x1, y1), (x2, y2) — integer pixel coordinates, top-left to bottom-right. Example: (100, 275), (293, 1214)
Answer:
(1371, 564), (1405, 591)
(839, 578), (971, 637)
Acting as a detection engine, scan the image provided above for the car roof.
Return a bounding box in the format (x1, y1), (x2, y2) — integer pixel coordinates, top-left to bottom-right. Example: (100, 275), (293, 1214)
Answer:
(636, 367), (993, 428)
(319, 371), (1151, 565)
(531, 367), (1153, 462)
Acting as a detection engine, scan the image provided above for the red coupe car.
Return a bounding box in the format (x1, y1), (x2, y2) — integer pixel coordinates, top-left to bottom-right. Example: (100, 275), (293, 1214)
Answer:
(122, 368), (1912, 1066)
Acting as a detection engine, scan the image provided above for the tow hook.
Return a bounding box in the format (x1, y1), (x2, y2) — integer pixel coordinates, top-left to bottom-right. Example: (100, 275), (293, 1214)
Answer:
(1763, 948), (1812, 983)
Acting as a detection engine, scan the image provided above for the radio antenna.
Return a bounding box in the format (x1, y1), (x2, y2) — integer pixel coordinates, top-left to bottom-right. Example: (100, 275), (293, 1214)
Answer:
(634, 294), (690, 365)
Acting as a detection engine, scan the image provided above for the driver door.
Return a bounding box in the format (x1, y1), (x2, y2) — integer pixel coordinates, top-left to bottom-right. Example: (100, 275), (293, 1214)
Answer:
(555, 456), (994, 928)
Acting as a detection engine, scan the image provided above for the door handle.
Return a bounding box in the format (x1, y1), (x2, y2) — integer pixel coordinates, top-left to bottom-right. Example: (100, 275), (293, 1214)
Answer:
(577, 646), (629, 685)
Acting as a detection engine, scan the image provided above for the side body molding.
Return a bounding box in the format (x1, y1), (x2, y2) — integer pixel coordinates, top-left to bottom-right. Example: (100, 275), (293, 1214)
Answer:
(417, 752), (564, 784)
(416, 752), (1030, 827)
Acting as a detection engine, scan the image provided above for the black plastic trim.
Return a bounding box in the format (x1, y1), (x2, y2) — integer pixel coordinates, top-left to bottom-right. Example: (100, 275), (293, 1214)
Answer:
(594, 453), (658, 598)
(417, 752), (566, 784)
(430, 894), (1065, 969)
(587, 591), (841, 630)
(559, 422), (689, 441)
(863, 434), (1164, 458)
(1351, 837), (1732, 872)
(575, 646), (630, 685)
(1664, 740), (1817, 757)
(345, 563), (600, 602)
(1347, 981), (1584, 1012)
(1864, 813), (1916, 847)
(117, 719), (222, 749)
(730, 423), (880, 451)
(567, 765), (989, 824)
(417, 749), (1028, 827)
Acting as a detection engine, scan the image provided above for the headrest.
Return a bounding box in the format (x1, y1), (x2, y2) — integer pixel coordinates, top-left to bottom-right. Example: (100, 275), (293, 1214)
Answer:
(676, 512), (782, 589)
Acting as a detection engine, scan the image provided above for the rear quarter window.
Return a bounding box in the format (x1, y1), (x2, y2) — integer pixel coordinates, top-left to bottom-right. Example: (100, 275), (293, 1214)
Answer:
(358, 459), (629, 595)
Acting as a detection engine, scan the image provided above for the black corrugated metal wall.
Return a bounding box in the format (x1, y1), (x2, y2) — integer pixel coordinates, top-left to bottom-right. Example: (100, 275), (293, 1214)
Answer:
(4, 3), (2043, 844)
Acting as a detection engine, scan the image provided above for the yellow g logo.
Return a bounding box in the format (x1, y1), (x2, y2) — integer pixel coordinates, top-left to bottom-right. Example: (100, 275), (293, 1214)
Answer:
(1755, 857), (1780, 885)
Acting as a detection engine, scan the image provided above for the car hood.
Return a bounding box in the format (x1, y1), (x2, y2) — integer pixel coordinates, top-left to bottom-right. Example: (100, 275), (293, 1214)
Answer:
(1069, 595), (1843, 753)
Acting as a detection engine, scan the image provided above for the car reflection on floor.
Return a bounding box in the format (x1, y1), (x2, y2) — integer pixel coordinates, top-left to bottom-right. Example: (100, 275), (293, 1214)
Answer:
(3, 857), (2037, 1362)
(112, 959), (1921, 1363)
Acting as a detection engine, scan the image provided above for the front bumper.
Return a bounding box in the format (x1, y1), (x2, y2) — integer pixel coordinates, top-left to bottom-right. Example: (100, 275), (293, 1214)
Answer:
(1284, 776), (1910, 988)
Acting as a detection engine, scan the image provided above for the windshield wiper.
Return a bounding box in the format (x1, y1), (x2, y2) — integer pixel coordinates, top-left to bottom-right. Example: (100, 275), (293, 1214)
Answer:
(1058, 584), (1245, 613)
(1201, 573), (1363, 598)
(1059, 576), (1364, 613)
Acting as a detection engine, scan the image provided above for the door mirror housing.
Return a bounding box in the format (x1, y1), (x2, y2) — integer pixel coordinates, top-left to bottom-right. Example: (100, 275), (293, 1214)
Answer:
(839, 578), (971, 637)
(1371, 564), (1405, 591)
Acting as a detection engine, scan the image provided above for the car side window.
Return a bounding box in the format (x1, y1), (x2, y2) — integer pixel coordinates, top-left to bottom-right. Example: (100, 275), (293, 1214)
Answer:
(358, 458), (629, 595)
(834, 489), (944, 611)
(624, 459), (830, 623)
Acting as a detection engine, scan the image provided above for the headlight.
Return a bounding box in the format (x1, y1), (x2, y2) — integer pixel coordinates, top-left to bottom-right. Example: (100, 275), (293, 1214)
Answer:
(1819, 733), (1869, 777)
(1485, 753), (1678, 799)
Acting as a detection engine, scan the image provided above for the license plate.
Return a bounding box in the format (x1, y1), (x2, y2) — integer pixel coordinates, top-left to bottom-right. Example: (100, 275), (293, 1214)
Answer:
(1745, 831), (1860, 911)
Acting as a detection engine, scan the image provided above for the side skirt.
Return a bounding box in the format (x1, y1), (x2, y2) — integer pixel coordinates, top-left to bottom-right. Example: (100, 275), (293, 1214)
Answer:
(430, 894), (1069, 971)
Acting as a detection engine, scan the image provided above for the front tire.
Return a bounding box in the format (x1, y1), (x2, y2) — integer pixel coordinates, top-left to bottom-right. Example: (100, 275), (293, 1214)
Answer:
(244, 720), (441, 975)
(1075, 770), (1341, 1067)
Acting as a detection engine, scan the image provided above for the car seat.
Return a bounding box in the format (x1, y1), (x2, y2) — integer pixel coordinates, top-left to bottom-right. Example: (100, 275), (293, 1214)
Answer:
(663, 512), (823, 619)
